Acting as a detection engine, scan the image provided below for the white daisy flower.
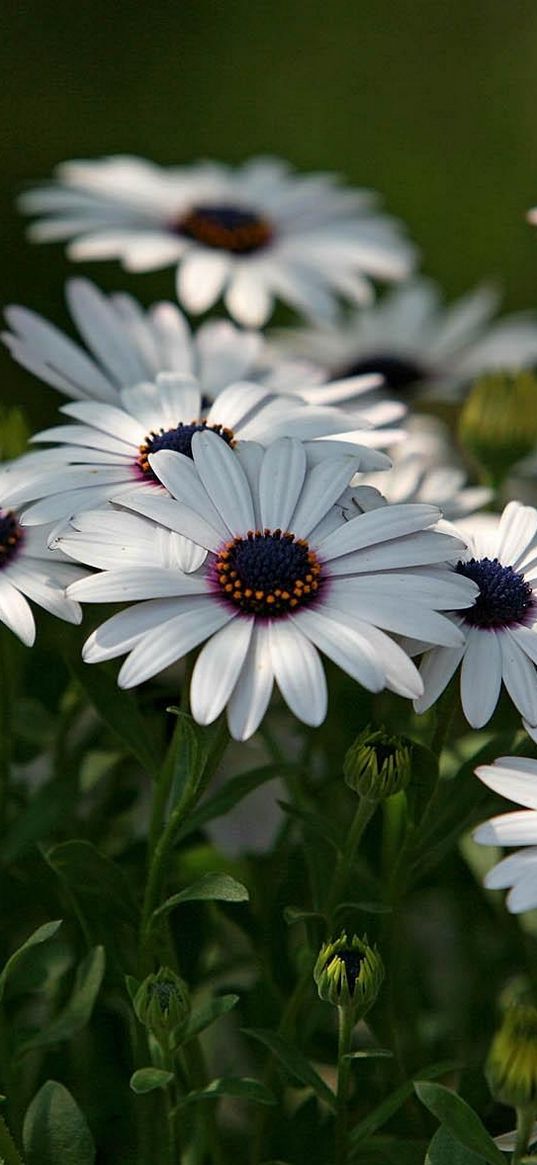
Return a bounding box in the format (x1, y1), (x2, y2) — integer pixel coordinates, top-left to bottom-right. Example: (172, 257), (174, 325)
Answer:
(19, 155), (416, 326)
(473, 755), (537, 913)
(357, 415), (492, 519)
(2, 278), (398, 439)
(273, 278), (537, 400)
(55, 434), (476, 741)
(0, 374), (391, 544)
(415, 501), (537, 728)
(0, 507), (83, 645)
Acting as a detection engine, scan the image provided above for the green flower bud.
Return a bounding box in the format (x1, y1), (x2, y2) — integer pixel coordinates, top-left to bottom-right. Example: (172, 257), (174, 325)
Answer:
(487, 1003), (537, 1109)
(343, 726), (411, 801)
(314, 932), (384, 1016)
(134, 967), (190, 1040)
(458, 370), (537, 485)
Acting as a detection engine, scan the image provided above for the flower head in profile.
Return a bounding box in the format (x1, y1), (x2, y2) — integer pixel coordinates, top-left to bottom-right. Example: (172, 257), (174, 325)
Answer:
(19, 155), (416, 326)
(415, 502), (537, 729)
(54, 435), (475, 740)
(0, 373), (391, 546)
(0, 507), (83, 645)
(474, 755), (537, 914)
(273, 277), (537, 401)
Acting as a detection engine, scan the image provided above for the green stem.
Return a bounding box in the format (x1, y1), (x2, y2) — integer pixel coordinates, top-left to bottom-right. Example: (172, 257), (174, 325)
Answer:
(0, 1114), (24, 1165)
(140, 718), (230, 968)
(326, 797), (377, 923)
(335, 1005), (354, 1165)
(513, 1104), (536, 1163)
(0, 631), (16, 832)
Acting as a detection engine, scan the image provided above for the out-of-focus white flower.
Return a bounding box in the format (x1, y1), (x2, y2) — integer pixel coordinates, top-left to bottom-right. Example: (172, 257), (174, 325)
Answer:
(19, 155), (416, 326)
(273, 278), (537, 400)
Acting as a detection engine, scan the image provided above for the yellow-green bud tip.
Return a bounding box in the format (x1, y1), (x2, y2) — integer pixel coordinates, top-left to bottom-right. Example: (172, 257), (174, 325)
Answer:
(458, 370), (537, 485)
(487, 1003), (537, 1109)
(313, 932), (384, 1015)
(343, 726), (411, 800)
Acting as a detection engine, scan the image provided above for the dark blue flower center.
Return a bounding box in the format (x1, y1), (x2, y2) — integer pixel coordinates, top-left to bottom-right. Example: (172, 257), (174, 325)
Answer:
(338, 949), (364, 995)
(137, 420), (235, 479)
(0, 510), (23, 569)
(215, 529), (323, 617)
(177, 203), (273, 254)
(334, 353), (426, 394)
(455, 556), (534, 628)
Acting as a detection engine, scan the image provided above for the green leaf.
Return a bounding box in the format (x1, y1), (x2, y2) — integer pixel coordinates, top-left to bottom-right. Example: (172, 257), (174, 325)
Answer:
(349, 1061), (459, 1152)
(164, 712), (212, 812)
(283, 906), (326, 926)
(0, 780), (78, 865)
(334, 900), (392, 916)
(67, 654), (161, 778)
(153, 873), (249, 921)
(0, 921), (62, 1003)
(19, 946), (105, 1053)
(177, 1077), (276, 1106)
(243, 1028), (336, 1111)
(174, 763), (293, 842)
(182, 994), (239, 1042)
(414, 1082), (504, 1165)
(23, 1080), (95, 1165)
(125, 975), (140, 1004)
(46, 840), (138, 925)
(130, 1068), (174, 1095)
(426, 1127), (491, 1165)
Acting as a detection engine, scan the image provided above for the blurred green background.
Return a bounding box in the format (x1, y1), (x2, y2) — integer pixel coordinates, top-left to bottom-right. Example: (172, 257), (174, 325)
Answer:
(2, 0), (537, 425)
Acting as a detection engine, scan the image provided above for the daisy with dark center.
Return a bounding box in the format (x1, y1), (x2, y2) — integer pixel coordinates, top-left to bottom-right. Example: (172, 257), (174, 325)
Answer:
(273, 277), (537, 401)
(414, 501), (537, 728)
(19, 155), (416, 326)
(0, 372), (393, 554)
(0, 506), (83, 644)
(53, 434), (477, 741)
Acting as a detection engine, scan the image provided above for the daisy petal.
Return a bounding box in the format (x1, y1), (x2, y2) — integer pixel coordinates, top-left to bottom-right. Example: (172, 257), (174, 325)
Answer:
(259, 439), (306, 531)
(460, 628), (502, 727)
(269, 621), (327, 726)
(227, 624), (274, 741)
(118, 601), (233, 688)
(190, 616), (254, 724)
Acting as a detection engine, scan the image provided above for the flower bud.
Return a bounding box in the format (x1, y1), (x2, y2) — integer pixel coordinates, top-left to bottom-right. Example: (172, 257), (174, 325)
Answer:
(314, 932), (384, 1016)
(343, 726), (411, 801)
(458, 371), (537, 485)
(486, 1003), (537, 1109)
(134, 967), (190, 1040)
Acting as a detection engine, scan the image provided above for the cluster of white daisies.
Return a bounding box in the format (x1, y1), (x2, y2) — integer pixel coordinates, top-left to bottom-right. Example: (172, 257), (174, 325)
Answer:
(5, 153), (537, 906)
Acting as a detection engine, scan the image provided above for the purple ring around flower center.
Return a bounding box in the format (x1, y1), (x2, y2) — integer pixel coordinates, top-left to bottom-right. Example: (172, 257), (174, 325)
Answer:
(212, 528), (324, 618)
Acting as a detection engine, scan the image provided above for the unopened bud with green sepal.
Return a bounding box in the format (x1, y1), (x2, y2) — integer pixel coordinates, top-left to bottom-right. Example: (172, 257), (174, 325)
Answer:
(458, 370), (537, 486)
(134, 967), (190, 1041)
(487, 1002), (537, 1109)
(343, 726), (411, 801)
(314, 932), (384, 1016)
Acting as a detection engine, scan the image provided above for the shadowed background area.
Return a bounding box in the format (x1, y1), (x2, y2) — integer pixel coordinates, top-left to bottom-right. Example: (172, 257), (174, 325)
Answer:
(2, 0), (537, 425)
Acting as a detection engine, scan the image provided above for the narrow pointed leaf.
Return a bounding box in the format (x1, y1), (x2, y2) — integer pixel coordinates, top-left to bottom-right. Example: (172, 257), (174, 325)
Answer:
(177, 1077), (276, 1106)
(243, 1028), (337, 1111)
(19, 946), (105, 1052)
(153, 874), (249, 920)
(349, 1061), (459, 1151)
(182, 994), (240, 1042)
(0, 921), (62, 1003)
(426, 1127), (491, 1164)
